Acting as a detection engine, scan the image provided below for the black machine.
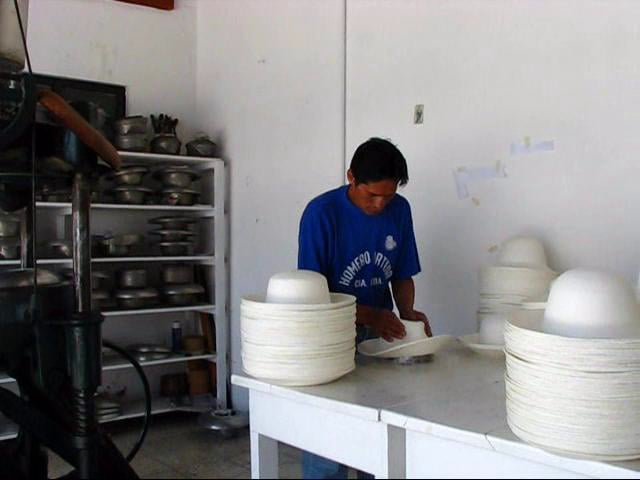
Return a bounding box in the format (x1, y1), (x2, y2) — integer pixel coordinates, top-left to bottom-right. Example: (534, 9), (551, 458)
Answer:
(0, 3), (149, 478)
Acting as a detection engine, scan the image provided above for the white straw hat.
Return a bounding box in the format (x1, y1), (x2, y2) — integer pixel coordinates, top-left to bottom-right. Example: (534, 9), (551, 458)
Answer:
(543, 269), (640, 339)
(497, 236), (555, 271)
(357, 320), (453, 358)
(241, 270), (357, 386)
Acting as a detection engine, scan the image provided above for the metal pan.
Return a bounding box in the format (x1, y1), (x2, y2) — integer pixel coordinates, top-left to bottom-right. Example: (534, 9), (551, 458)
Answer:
(162, 284), (205, 306)
(159, 188), (200, 206)
(115, 288), (159, 309)
(149, 216), (198, 230)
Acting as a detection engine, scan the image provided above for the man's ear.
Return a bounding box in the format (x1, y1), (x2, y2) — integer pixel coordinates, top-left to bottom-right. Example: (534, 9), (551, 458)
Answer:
(347, 169), (355, 185)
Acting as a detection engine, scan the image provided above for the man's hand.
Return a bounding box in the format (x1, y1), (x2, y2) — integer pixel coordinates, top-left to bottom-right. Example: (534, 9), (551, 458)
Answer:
(370, 309), (406, 342)
(400, 309), (432, 337)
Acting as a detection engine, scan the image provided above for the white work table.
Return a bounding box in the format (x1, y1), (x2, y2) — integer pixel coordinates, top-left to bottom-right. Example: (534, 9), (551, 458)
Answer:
(233, 345), (640, 479)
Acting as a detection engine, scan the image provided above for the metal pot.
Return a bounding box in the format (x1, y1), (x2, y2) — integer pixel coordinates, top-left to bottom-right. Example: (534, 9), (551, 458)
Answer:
(0, 269), (62, 289)
(185, 136), (217, 158)
(114, 134), (148, 152)
(0, 215), (19, 238)
(159, 188), (200, 206)
(93, 271), (110, 290)
(155, 167), (201, 188)
(107, 186), (153, 205)
(149, 216), (198, 230)
(162, 265), (194, 285)
(39, 191), (71, 203)
(96, 234), (144, 257)
(60, 269), (110, 290)
(0, 0), (29, 72)
(115, 288), (159, 309)
(48, 240), (72, 258)
(149, 229), (194, 242)
(106, 165), (149, 186)
(117, 269), (147, 289)
(0, 239), (20, 259)
(150, 134), (181, 155)
(92, 289), (114, 311)
(162, 284), (204, 306)
(113, 116), (148, 136)
(158, 241), (193, 256)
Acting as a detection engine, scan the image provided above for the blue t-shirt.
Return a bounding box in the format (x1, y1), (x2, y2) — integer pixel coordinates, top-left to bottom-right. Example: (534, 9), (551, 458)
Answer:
(298, 185), (421, 311)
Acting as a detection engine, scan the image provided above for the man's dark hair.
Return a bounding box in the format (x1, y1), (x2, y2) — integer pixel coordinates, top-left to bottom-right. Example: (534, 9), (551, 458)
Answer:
(349, 137), (409, 186)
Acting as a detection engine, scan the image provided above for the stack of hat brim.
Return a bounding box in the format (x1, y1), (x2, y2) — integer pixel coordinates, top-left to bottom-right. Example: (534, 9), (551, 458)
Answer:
(505, 309), (640, 461)
(241, 293), (357, 387)
(465, 236), (558, 356)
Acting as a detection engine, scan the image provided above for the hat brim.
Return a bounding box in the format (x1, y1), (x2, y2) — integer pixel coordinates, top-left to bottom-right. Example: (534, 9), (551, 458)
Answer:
(357, 335), (454, 358)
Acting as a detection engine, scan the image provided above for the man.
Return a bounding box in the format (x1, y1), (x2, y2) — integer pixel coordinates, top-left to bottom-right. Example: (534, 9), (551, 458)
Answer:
(298, 137), (430, 479)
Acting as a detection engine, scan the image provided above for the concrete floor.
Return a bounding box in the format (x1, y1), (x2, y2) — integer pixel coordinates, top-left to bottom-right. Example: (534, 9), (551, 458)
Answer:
(48, 412), (305, 479)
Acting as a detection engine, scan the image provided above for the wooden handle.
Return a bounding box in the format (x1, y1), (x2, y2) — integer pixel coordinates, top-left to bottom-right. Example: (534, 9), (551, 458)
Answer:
(37, 91), (121, 170)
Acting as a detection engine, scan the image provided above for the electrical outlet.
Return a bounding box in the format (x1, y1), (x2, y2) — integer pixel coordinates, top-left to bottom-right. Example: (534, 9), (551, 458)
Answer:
(414, 104), (424, 125)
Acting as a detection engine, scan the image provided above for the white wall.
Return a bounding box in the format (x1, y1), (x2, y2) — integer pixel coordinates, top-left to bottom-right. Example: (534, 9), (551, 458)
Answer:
(27, 0), (198, 139)
(347, 0), (640, 336)
(196, 1), (346, 410)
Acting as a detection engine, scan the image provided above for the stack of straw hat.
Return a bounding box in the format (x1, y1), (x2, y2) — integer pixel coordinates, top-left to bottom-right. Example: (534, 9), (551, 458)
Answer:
(473, 236), (557, 348)
(505, 269), (640, 460)
(241, 270), (356, 386)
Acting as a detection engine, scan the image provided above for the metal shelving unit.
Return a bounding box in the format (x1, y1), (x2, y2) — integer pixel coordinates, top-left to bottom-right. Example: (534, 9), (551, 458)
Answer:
(0, 151), (228, 437)
(0, 396), (217, 441)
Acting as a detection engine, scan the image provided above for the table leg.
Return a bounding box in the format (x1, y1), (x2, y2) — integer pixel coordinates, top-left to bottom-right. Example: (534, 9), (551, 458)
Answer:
(375, 424), (406, 479)
(250, 430), (279, 479)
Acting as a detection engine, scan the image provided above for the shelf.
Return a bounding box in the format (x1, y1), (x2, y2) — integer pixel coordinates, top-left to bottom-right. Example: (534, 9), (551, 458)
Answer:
(100, 395), (216, 424)
(103, 353), (216, 372)
(0, 353), (216, 385)
(0, 256), (215, 266)
(36, 202), (216, 215)
(92, 255), (215, 264)
(0, 395), (216, 440)
(101, 304), (215, 317)
(0, 423), (17, 441)
(118, 151), (223, 168)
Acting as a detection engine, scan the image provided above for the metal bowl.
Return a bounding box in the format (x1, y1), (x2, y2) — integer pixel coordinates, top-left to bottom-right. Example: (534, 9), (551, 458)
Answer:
(150, 135), (182, 155)
(149, 216), (198, 230)
(155, 167), (201, 188)
(149, 229), (195, 242)
(0, 215), (19, 238)
(159, 188), (200, 206)
(0, 239), (20, 259)
(115, 288), (159, 309)
(162, 265), (194, 285)
(158, 241), (193, 256)
(127, 344), (171, 362)
(117, 269), (148, 289)
(114, 134), (149, 152)
(162, 284), (205, 306)
(114, 116), (149, 135)
(106, 166), (149, 186)
(107, 186), (153, 205)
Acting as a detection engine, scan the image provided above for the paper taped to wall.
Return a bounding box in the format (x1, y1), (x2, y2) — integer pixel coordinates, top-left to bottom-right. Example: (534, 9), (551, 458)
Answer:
(453, 161), (507, 199)
(511, 138), (555, 156)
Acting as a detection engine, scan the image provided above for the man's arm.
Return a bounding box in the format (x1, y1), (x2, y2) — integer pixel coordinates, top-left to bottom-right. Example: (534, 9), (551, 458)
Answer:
(356, 304), (406, 342)
(391, 278), (432, 337)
